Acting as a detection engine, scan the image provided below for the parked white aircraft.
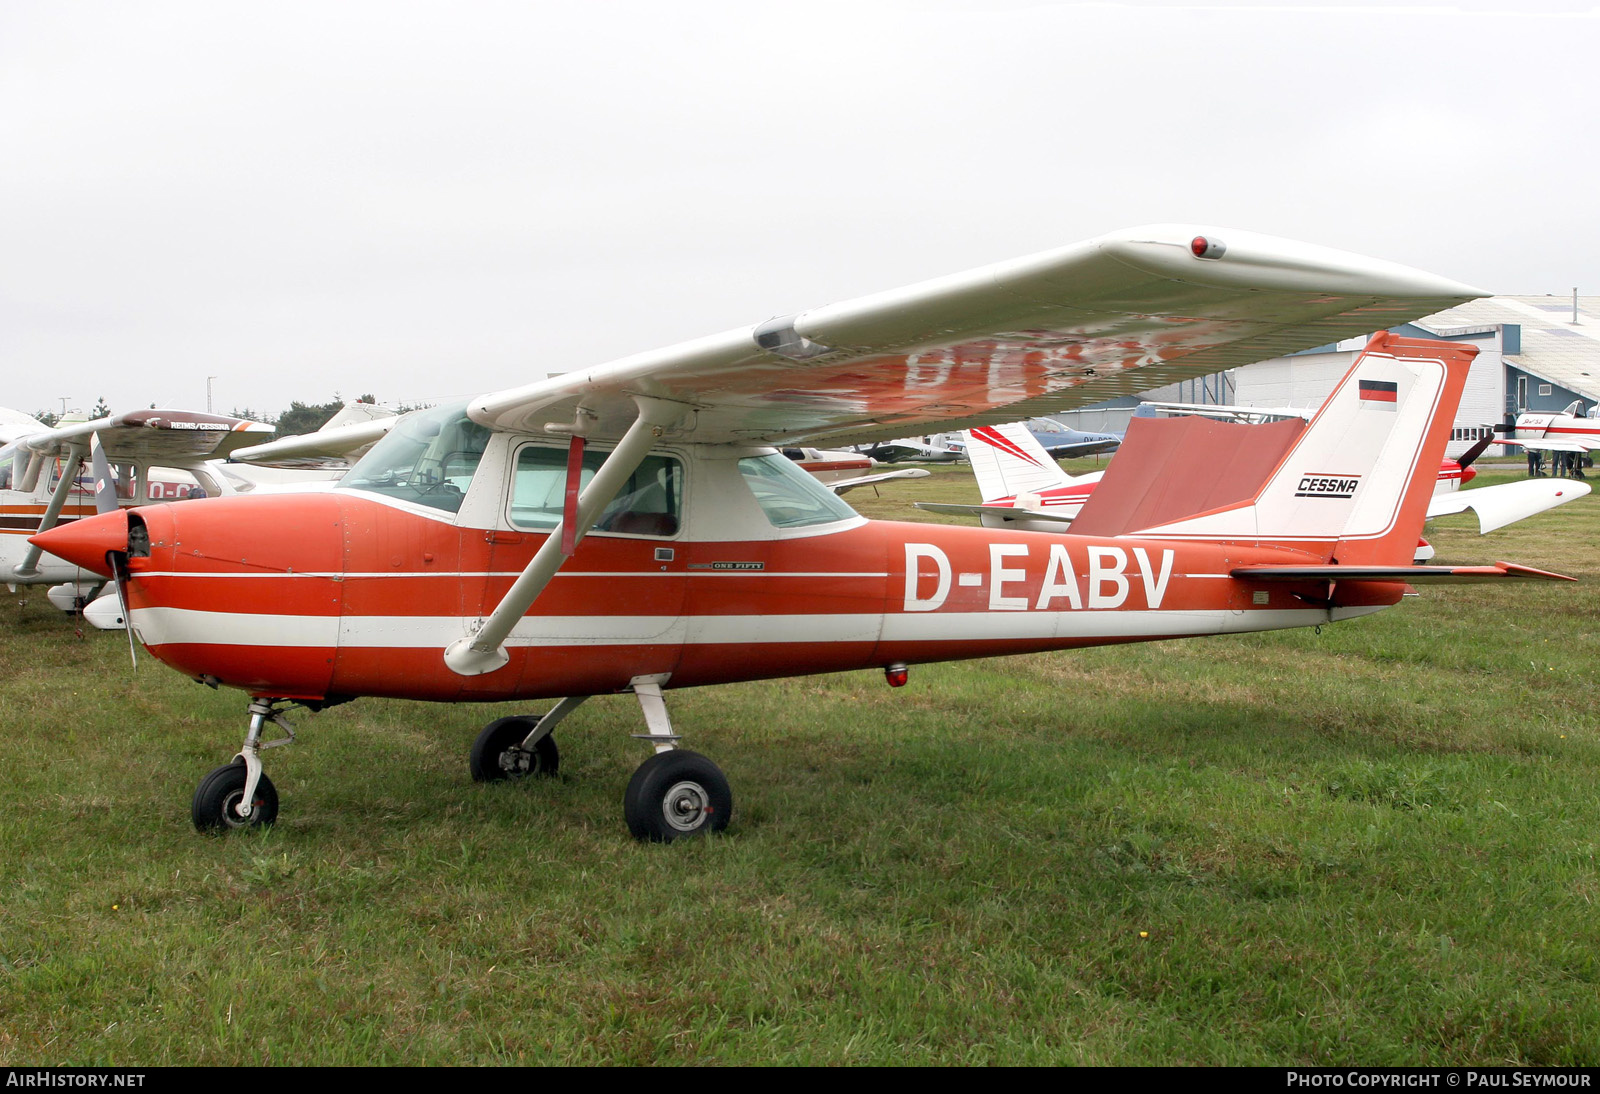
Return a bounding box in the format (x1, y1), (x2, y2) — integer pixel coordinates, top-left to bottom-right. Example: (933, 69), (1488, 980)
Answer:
(1498, 400), (1599, 477)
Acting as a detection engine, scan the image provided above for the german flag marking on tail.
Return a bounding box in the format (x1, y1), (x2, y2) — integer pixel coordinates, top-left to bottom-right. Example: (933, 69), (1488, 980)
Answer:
(1358, 380), (1398, 409)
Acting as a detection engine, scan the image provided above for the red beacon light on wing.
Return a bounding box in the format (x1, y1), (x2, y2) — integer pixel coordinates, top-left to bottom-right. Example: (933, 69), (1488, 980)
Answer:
(1190, 235), (1227, 260)
(884, 663), (910, 688)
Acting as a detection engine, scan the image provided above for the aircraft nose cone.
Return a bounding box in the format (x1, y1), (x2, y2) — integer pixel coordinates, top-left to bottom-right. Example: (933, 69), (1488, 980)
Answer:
(29, 510), (129, 578)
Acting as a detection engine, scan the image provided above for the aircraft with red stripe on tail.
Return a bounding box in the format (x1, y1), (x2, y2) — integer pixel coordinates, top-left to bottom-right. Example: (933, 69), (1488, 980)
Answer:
(32, 225), (1574, 841)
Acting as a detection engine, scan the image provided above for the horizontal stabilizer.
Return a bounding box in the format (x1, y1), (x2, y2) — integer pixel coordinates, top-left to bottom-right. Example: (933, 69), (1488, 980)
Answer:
(830, 467), (930, 494)
(1231, 561), (1575, 584)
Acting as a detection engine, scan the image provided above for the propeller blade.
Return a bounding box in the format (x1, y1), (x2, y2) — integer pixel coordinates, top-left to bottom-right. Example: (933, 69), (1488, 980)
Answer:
(1456, 429), (1496, 471)
(107, 549), (136, 668)
(89, 432), (119, 515)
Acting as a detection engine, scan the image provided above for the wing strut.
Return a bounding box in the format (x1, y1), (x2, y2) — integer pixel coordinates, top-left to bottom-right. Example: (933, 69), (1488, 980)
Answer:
(444, 396), (683, 677)
(12, 441), (86, 578)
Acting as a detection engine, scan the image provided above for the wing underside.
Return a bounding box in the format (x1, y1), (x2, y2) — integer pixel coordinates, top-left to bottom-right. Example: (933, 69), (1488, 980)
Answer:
(470, 225), (1483, 446)
(20, 410), (274, 464)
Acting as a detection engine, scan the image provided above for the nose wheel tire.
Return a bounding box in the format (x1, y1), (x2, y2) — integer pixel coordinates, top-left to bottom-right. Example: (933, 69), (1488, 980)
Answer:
(623, 750), (732, 842)
(469, 716), (560, 782)
(192, 761), (279, 832)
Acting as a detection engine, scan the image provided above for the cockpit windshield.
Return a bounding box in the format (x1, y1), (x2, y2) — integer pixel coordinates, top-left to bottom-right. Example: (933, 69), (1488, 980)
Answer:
(341, 401), (488, 514)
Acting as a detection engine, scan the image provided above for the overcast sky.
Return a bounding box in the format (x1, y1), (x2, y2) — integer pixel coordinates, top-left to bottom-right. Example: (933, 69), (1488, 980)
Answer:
(2, 1), (1596, 420)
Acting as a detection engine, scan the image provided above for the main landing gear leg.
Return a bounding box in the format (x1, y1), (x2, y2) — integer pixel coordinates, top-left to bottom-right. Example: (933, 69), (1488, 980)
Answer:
(622, 674), (732, 842)
(192, 698), (297, 832)
(469, 696), (590, 782)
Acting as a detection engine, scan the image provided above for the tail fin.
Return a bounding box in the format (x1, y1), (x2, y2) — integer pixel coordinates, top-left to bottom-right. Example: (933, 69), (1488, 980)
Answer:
(964, 423), (1079, 503)
(1128, 332), (1475, 564)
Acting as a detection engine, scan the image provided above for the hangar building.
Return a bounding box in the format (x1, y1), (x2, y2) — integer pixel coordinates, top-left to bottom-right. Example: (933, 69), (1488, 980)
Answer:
(1051, 296), (1600, 461)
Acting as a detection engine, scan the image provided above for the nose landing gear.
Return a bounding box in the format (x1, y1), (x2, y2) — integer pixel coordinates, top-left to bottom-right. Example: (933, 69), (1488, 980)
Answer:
(191, 698), (297, 832)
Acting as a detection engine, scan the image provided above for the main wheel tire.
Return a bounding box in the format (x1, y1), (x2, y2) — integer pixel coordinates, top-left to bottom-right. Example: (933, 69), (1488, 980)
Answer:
(623, 750), (732, 842)
(469, 716), (560, 782)
(192, 761), (278, 832)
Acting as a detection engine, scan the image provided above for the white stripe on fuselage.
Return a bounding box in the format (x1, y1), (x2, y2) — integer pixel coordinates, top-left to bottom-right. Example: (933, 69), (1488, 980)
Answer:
(129, 605), (1378, 650)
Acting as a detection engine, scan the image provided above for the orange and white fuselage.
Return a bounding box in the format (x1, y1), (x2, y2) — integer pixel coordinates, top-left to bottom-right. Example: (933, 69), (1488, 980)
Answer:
(36, 334), (1497, 709)
(94, 490), (1393, 704)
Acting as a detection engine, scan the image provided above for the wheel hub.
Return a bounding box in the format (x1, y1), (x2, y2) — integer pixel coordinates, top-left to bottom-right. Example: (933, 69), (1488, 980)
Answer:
(661, 780), (711, 833)
(221, 789), (255, 828)
(499, 747), (533, 776)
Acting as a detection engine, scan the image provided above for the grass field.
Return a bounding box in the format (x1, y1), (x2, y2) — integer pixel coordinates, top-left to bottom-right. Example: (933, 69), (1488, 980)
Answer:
(1, 461), (1596, 1065)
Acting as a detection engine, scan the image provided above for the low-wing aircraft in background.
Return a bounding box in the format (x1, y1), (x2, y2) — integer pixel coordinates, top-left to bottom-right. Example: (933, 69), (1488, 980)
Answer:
(35, 225), (1572, 842)
(1024, 417), (1122, 459)
(928, 407), (1590, 547)
(1497, 400), (1599, 476)
(855, 435), (967, 464)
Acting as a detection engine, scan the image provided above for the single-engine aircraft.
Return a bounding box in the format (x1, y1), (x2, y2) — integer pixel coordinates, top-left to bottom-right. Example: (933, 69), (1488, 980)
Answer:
(1497, 400), (1600, 476)
(1024, 417), (1122, 459)
(855, 435), (967, 464)
(33, 225), (1574, 842)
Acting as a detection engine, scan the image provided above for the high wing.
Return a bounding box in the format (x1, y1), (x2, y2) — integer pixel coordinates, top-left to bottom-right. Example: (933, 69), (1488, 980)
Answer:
(230, 416), (397, 464)
(18, 410), (273, 464)
(0, 408), (48, 446)
(1426, 479), (1592, 533)
(468, 225), (1483, 446)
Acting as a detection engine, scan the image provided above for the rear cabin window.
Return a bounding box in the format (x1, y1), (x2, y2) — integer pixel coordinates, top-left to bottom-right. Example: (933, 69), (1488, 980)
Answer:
(510, 446), (682, 537)
(737, 453), (858, 528)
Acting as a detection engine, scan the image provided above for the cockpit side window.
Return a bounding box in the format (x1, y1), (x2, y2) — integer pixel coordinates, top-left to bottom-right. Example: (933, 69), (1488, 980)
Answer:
(342, 402), (488, 514)
(510, 445), (682, 537)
